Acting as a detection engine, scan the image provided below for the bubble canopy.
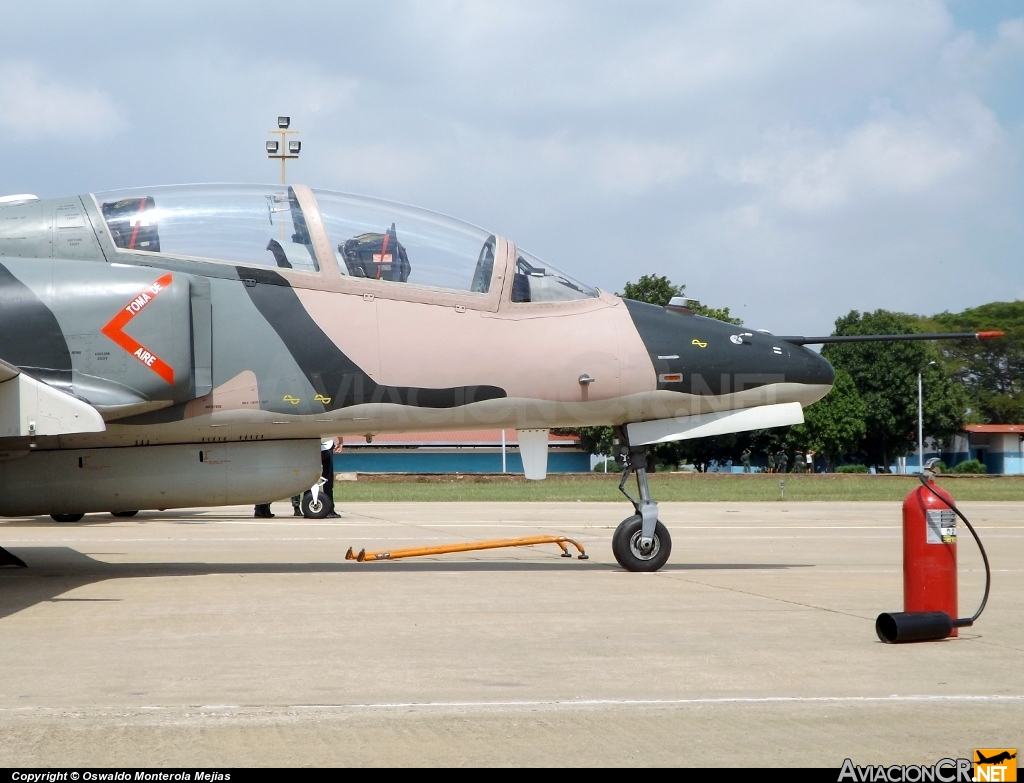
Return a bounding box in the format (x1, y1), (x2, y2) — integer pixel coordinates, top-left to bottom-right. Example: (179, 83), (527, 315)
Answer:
(310, 189), (495, 293)
(91, 185), (597, 300)
(95, 185), (322, 273)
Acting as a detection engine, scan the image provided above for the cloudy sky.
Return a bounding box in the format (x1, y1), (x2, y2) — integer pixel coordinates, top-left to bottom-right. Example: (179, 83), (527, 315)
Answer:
(1, 1), (1021, 335)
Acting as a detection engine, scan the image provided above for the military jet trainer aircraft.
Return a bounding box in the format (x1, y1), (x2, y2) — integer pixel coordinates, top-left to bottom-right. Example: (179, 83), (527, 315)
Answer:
(0, 185), (1001, 571)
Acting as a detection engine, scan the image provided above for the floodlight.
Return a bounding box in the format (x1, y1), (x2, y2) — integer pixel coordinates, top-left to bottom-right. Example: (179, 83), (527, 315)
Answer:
(278, 116), (291, 129)
(288, 140), (301, 154)
(266, 141), (279, 154)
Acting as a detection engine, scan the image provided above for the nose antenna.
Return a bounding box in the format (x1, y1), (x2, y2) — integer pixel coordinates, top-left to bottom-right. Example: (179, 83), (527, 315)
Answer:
(777, 332), (1004, 346)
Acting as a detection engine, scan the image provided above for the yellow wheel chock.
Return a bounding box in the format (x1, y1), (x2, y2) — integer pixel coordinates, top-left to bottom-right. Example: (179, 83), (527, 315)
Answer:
(345, 535), (589, 562)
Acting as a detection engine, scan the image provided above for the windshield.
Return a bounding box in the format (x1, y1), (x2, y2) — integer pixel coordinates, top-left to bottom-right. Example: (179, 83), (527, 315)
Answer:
(94, 185), (320, 272)
(510, 248), (598, 302)
(312, 190), (495, 293)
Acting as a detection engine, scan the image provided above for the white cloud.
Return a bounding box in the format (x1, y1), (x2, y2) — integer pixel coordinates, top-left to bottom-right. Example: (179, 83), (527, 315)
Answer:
(425, 0), (951, 111)
(0, 62), (124, 139)
(998, 17), (1024, 47)
(729, 97), (1005, 212)
(940, 15), (1024, 88)
(0, 3), (1021, 334)
(296, 75), (359, 117)
(591, 138), (698, 196)
(320, 143), (434, 190)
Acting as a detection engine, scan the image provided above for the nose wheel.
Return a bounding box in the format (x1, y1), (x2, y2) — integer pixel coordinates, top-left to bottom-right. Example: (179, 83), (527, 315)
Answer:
(611, 432), (672, 572)
(612, 514), (672, 572)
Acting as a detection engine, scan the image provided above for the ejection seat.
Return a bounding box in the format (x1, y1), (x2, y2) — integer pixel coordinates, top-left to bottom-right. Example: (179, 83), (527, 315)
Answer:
(339, 223), (410, 282)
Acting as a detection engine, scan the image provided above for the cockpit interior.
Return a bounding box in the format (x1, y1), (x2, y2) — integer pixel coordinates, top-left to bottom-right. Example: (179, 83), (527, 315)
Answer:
(92, 184), (598, 304)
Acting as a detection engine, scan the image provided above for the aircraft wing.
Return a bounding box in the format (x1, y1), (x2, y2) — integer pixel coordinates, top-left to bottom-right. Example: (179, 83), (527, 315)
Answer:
(0, 359), (106, 438)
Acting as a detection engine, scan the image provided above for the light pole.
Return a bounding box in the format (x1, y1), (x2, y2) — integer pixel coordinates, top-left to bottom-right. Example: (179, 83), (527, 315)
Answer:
(918, 372), (923, 471)
(266, 116), (300, 185)
(917, 361), (937, 472)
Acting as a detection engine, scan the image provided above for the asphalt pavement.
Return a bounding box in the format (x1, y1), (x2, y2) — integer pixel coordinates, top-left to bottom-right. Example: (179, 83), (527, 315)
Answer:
(0, 500), (1021, 766)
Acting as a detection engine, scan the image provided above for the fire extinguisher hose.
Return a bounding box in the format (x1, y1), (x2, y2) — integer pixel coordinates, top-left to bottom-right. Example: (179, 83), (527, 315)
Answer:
(918, 472), (992, 627)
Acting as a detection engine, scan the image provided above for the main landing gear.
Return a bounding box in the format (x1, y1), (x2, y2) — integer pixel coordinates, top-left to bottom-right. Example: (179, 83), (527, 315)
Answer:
(612, 429), (672, 572)
(48, 511), (137, 523)
(300, 477), (335, 519)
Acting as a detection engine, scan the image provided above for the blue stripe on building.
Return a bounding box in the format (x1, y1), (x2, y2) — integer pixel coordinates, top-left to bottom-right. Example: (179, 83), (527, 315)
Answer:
(334, 450), (591, 474)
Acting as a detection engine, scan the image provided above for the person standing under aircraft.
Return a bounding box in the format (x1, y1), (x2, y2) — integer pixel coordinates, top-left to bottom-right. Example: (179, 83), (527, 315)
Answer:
(777, 450), (789, 474)
(741, 448), (752, 473)
(767, 452), (775, 474)
(322, 437), (341, 519)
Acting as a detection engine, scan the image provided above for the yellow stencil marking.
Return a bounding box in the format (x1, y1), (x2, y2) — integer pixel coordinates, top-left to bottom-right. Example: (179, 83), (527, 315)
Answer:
(282, 395), (301, 405)
(314, 394), (332, 405)
(692, 339), (708, 348)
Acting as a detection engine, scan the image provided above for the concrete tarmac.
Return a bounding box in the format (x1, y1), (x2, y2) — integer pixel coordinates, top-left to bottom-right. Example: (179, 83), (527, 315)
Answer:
(0, 500), (1021, 767)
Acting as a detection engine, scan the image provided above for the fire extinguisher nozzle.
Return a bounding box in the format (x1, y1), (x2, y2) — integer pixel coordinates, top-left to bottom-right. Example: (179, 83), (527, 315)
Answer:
(876, 611), (954, 643)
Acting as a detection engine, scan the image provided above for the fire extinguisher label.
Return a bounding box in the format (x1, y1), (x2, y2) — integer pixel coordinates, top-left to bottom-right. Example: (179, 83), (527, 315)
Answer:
(926, 509), (957, 544)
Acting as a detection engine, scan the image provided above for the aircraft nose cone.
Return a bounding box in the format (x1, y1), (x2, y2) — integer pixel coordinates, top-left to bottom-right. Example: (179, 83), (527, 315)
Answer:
(622, 299), (836, 400)
(788, 345), (835, 387)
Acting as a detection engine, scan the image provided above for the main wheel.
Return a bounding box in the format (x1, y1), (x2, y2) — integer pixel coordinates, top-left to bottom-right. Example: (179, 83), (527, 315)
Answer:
(301, 490), (334, 519)
(50, 513), (84, 523)
(110, 510), (138, 518)
(612, 515), (672, 572)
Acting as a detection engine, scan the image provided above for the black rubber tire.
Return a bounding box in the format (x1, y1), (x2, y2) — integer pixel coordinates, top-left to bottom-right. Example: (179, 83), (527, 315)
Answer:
(110, 510), (138, 518)
(301, 490), (333, 519)
(50, 513), (85, 523)
(612, 515), (672, 572)
(611, 513), (638, 554)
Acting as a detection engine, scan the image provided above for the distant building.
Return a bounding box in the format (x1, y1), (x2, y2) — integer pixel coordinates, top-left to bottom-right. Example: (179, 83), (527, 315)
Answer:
(959, 424), (1024, 475)
(334, 429), (591, 474)
(901, 424), (1024, 475)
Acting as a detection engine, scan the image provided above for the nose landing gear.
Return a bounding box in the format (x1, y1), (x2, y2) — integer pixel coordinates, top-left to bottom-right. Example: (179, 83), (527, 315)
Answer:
(612, 432), (672, 572)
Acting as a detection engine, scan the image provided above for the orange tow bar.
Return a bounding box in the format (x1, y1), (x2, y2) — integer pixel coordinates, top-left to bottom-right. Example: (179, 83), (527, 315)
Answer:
(345, 535), (589, 562)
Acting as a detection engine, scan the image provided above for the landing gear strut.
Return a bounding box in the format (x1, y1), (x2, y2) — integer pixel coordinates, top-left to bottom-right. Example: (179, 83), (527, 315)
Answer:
(612, 429), (671, 572)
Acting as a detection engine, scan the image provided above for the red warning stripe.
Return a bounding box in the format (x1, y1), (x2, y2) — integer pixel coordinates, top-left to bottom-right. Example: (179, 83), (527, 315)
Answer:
(376, 230), (390, 280)
(101, 273), (175, 385)
(127, 198), (148, 250)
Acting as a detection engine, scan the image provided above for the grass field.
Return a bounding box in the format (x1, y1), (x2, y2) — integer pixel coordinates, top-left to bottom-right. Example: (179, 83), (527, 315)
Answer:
(335, 473), (1024, 503)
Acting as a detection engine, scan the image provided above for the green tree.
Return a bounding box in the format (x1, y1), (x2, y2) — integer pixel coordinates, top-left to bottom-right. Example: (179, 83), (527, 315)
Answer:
(822, 310), (966, 470)
(574, 426), (615, 458)
(622, 274), (681, 307)
(670, 434), (737, 472)
(926, 301), (1024, 424)
(621, 274), (742, 325)
(787, 369), (867, 471)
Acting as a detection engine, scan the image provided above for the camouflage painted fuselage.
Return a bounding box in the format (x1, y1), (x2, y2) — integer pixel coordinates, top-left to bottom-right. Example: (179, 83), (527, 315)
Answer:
(0, 186), (833, 516)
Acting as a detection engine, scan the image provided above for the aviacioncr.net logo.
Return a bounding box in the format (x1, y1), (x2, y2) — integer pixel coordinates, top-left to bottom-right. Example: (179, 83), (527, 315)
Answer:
(839, 758), (973, 782)
(974, 749), (1017, 782)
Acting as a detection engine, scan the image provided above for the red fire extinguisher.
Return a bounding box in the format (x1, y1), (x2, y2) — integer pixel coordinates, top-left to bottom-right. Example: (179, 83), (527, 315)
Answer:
(902, 477), (958, 635)
(876, 464), (991, 643)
